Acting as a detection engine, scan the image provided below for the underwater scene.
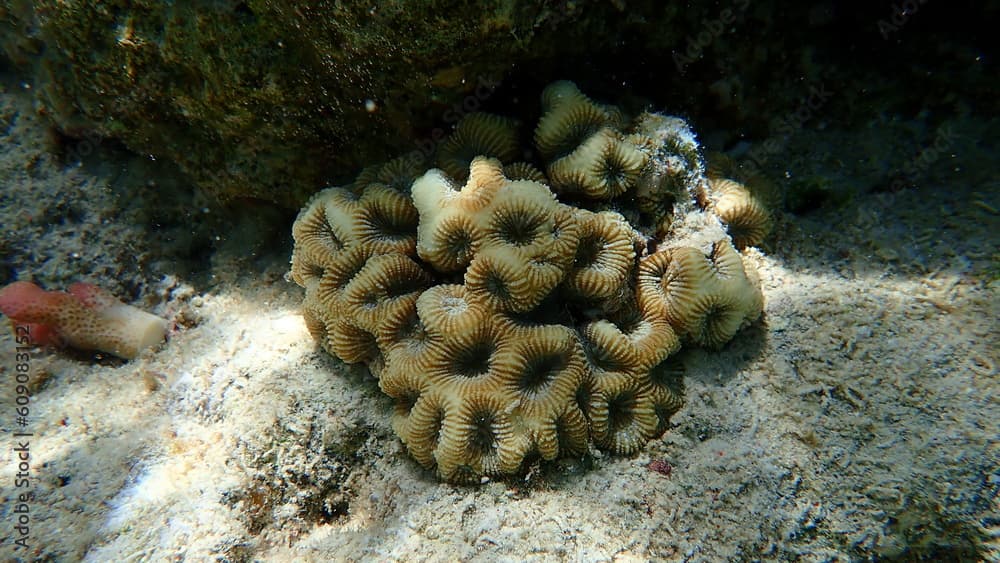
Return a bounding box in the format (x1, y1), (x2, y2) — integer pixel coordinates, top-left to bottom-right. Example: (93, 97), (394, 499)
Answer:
(0, 1), (997, 561)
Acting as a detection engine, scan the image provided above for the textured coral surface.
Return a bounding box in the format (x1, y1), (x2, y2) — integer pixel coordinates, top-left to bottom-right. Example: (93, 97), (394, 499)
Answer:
(291, 82), (767, 482)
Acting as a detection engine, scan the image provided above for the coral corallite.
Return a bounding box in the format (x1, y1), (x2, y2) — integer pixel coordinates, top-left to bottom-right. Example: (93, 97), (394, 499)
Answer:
(289, 81), (769, 483)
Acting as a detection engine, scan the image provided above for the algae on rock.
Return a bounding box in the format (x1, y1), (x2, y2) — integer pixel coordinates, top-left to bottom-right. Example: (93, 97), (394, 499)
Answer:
(0, 1), (631, 207)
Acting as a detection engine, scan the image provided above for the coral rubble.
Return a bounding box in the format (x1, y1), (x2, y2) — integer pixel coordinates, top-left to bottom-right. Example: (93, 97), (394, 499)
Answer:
(0, 281), (169, 360)
(290, 81), (767, 483)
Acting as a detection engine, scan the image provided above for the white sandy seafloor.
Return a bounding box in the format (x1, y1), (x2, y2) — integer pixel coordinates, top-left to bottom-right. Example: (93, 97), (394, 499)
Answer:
(0, 74), (997, 562)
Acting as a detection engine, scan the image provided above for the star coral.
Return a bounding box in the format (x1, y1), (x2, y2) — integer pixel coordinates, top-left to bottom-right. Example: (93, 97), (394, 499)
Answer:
(698, 178), (773, 250)
(290, 81), (770, 483)
(436, 113), (521, 182)
(535, 81), (648, 199)
(638, 241), (763, 349)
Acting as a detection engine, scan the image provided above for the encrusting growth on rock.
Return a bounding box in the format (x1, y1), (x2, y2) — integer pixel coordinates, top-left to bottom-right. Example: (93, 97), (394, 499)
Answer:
(289, 80), (772, 483)
(0, 281), (169, 360)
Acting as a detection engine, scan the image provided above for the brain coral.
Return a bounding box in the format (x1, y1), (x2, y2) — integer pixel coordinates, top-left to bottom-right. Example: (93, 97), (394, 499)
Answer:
(290, 81), (769, 483)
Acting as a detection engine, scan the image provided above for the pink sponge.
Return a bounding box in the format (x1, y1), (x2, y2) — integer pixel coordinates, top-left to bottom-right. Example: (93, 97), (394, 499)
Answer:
(0, 281), (169, 360)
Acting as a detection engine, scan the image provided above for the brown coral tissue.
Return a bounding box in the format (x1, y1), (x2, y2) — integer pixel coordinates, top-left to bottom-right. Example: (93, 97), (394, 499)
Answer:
(290, 81), (769, 484)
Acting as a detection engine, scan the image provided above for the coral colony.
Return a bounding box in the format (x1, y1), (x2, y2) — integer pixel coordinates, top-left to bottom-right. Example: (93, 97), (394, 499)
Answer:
(0, 281), (169, 360)
(290, 81), (771, 483)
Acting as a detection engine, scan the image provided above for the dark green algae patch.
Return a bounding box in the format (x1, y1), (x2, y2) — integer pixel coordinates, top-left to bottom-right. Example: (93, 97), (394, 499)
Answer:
(0, 1), (639, 207)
